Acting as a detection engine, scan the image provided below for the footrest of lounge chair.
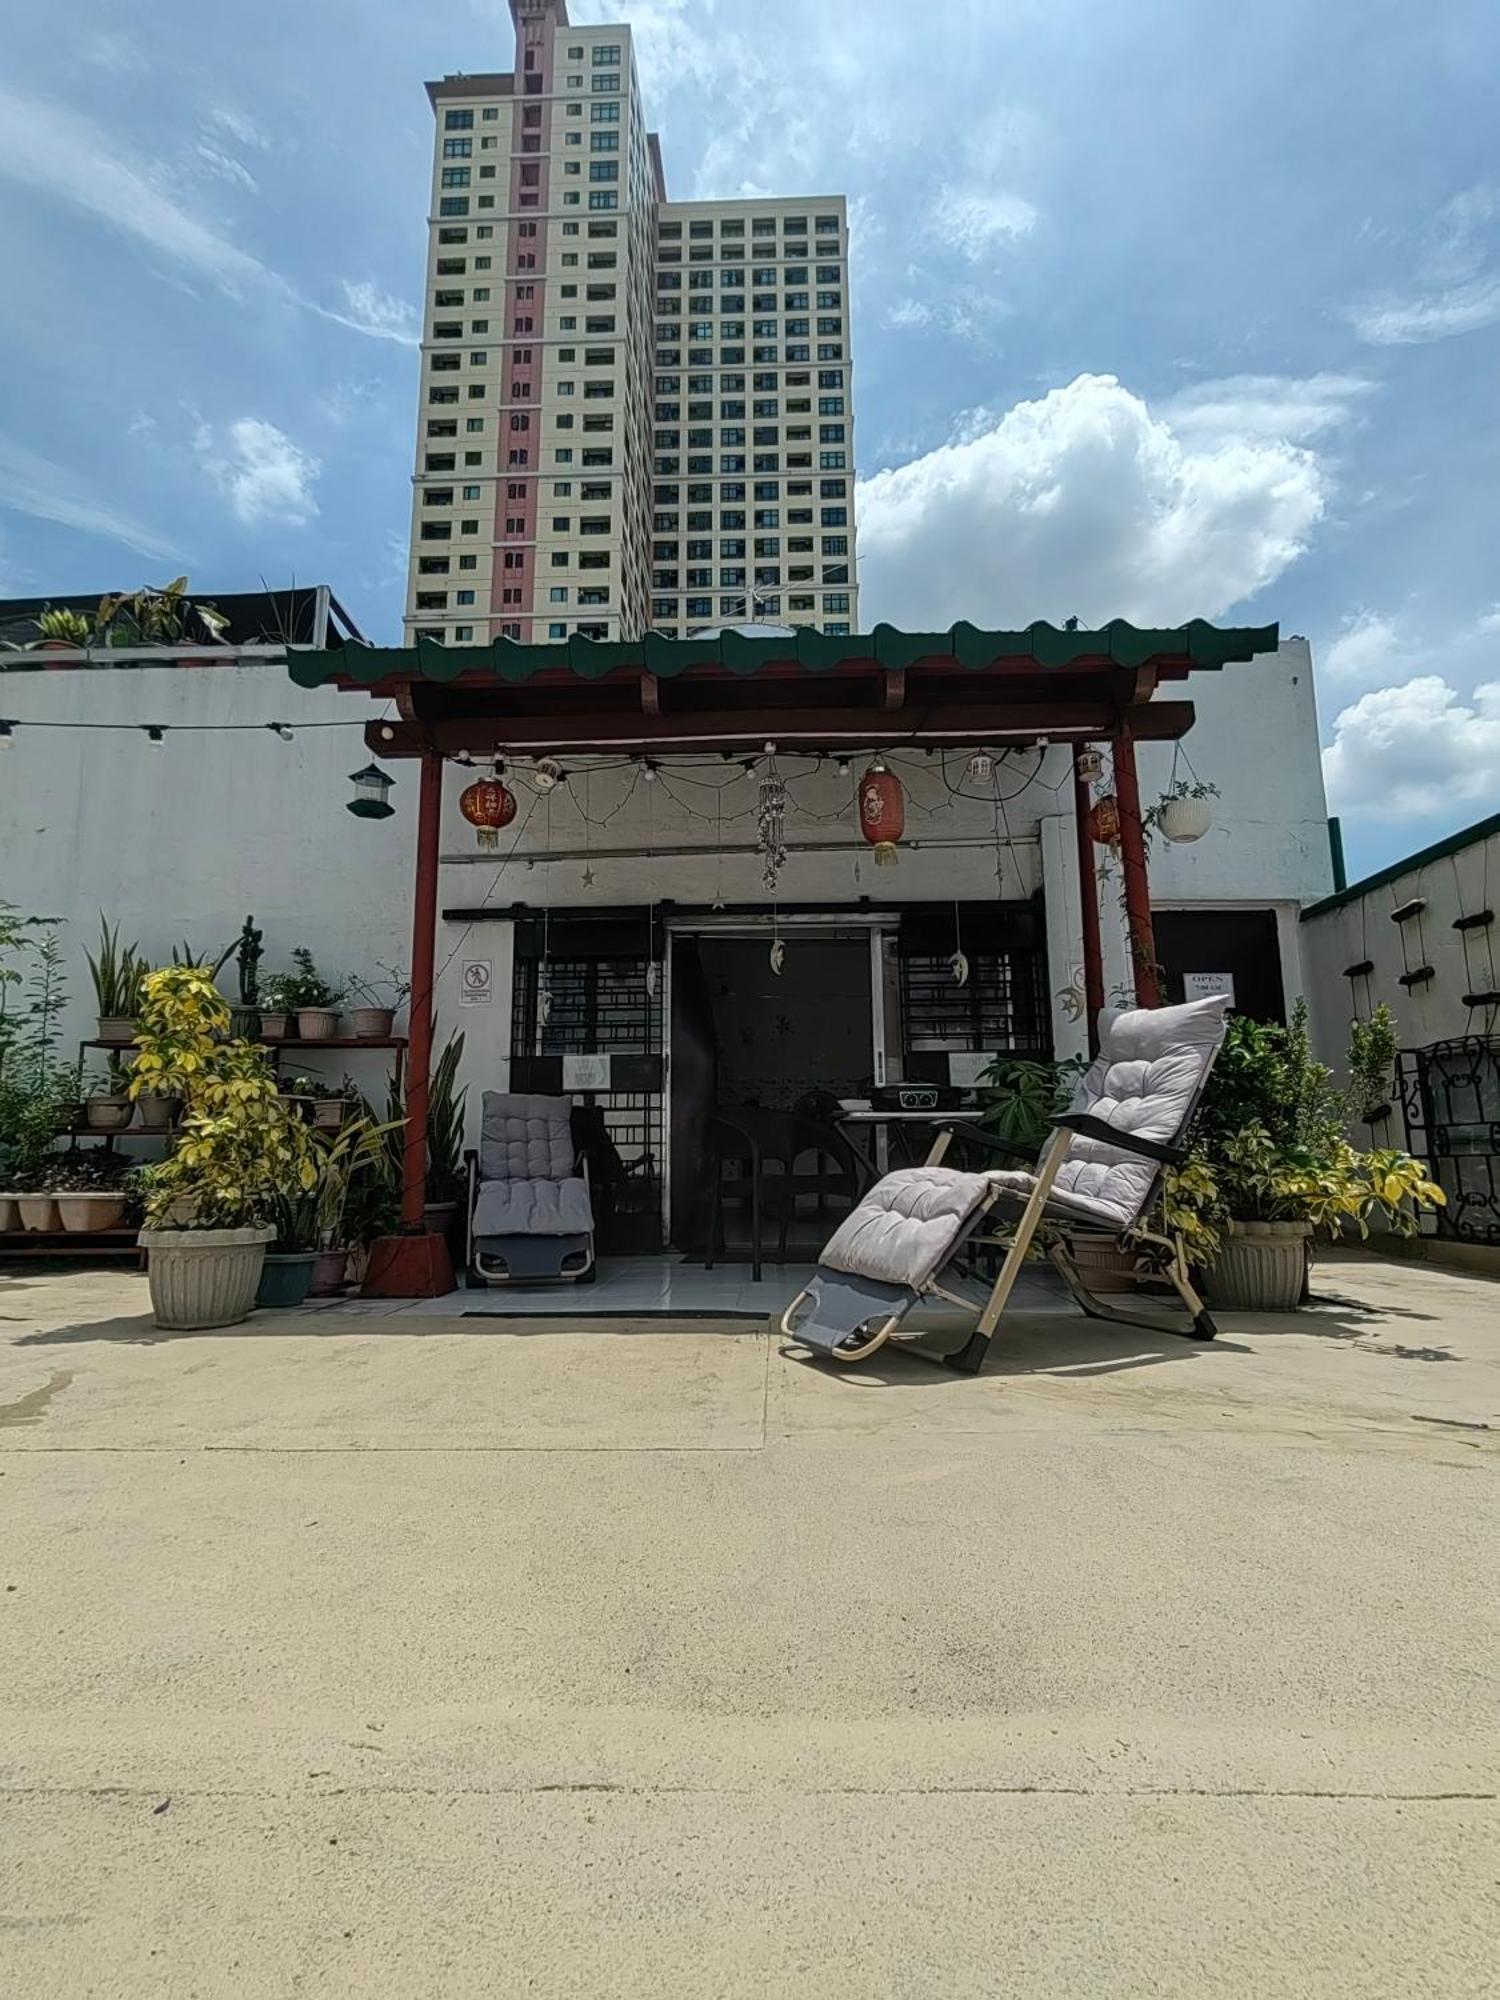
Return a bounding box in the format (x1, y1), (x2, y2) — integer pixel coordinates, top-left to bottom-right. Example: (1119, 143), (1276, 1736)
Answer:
(779, 1267), (915, 1358)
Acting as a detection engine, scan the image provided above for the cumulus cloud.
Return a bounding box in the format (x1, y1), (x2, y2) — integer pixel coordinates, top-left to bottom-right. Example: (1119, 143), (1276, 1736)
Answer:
(1322, 677), (1500, 818)
(199, 419), (320, 527)
(856, 373), (1326, 628)
(932, 186), (1038, 260)
(1320, 610), (1412, 685)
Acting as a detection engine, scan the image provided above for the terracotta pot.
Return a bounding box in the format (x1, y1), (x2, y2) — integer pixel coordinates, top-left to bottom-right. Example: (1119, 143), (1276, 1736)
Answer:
(136, 1093), (181, 1131)
(348, 1006), (395, 1040)
(96, 1016), (137, 1045)
(0, 1195), (21, 1234)
(1205, 1220), (1313, 1311)
(1067, 1231), (1138, 1293)
(260, 1012), (290, 1041)
(18, 1195), (61, 1232)
(57, 1193), (127, 1232)
(138, 1225), (274, 1330)
(296, 1008), (340, 1041)
(1159, 794), (1213, 843)
(313, 1100), (349, 1131)
(309, 1246), (352, 1295)
(85, 1096), (135, 1131)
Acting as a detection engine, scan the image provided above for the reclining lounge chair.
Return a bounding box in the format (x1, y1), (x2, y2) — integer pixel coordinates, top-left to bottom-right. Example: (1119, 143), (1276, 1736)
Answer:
(467, 1091), (596, 1285)
(780, 996), (1229, 1372)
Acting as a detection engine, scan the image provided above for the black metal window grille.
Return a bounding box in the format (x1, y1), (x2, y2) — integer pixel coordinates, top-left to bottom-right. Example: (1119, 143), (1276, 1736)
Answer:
(1398, 1036), (1500, 1244)
(900, 950), (1050, 1057)
(511, 955), (661, 1058)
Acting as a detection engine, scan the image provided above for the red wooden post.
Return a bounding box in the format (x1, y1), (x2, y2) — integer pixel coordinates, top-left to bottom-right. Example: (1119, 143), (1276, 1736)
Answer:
(361, 743), (454, 1298)
(1111, 721), (1161, 1007)
(1072, 749), (1106, 1054)
(401, 745), (444, 1226)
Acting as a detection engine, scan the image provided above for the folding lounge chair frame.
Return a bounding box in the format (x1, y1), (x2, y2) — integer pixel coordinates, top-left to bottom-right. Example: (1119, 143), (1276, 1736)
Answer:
(780, 1007), (1226, 1374)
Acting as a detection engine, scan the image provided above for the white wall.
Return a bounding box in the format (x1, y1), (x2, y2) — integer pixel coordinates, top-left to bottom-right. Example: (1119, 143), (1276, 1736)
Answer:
(1301, 819), (1500, 1070)
(1, 639), (1331, 1132)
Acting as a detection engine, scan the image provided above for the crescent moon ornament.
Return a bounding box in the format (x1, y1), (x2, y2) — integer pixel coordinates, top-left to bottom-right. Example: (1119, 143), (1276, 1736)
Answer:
(949, 950), (970, 988)
(769, 939), (785, 976)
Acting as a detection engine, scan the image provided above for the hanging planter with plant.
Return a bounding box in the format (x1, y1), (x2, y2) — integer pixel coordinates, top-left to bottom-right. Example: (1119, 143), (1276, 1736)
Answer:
(1144, 748), (1219, 845)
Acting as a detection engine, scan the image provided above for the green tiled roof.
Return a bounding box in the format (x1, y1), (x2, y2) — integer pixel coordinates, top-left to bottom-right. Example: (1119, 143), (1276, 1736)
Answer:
(287, 619), (1279, 689)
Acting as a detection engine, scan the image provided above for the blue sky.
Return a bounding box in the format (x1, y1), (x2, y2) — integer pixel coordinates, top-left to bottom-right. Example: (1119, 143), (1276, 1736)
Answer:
(1, 0), (1497, 880)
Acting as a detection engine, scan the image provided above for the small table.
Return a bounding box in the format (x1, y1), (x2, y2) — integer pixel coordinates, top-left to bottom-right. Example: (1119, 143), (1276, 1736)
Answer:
(837, 1107), (970, 1181)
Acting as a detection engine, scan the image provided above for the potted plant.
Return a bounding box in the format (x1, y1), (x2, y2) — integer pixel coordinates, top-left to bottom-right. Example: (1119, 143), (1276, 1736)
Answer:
(283, 948), (344, 1040)
(1177, 1004), (1444, 1310)
(257, 973), (296, 1041)
(279, 1075), (318, 1120)
(94, 576), (230, 659)
(256, 1186), (322, 1308)
(312, 1076), (364, 1132)
(130, 966), (315, 1330)
(87, 916), (145, 1043)
(32, 605), (94, 655)
(306, 1111), (402, 1294)
(1, 907), (77, 1215)
(369, 1028), (468, 1257)
(48, 1151), (137, 1234)
(84, 1056), (136, 1130)
(1144, 779), (1219, 845)
(344, 965), (410, 1041)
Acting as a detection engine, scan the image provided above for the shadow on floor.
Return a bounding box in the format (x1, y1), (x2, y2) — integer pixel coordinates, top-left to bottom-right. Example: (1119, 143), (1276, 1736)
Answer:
(14, 1311), (769, 1348)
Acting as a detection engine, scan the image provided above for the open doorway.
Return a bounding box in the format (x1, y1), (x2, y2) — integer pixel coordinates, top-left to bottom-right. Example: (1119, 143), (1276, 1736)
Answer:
(669, 926), (875, 1254)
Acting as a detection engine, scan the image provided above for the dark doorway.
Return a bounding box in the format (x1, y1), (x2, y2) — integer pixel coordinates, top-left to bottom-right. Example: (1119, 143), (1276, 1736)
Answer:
(1154, 908), (1287, 1022)
(669, 929), (873, 1253)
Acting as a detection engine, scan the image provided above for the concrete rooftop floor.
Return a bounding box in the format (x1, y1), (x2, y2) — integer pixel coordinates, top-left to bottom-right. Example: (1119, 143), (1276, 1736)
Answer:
(0, 1250), (1496, 1997)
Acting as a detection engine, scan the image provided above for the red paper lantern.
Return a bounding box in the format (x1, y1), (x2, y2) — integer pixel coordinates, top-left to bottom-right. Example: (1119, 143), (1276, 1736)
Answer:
(858, 759), (904, 866)
(1088, 794), (1121, 846)
(459, 775), (517, 850)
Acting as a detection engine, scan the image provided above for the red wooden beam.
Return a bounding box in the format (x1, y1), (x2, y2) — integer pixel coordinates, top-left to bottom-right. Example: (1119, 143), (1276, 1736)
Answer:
(364, 700), (1198, 761)
(1072, 751), (1106, 1054)
(1112, 720), (1161, 1007)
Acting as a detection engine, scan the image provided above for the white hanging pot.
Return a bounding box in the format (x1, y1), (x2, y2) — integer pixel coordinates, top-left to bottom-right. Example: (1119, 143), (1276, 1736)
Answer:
(1159, 794), (1213, 843)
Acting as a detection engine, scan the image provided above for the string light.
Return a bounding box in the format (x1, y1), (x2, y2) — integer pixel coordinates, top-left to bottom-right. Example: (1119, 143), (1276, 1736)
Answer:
(268, 722), (295, 741)
(144, 725), (165, 747)
(0, 722), (12, 748)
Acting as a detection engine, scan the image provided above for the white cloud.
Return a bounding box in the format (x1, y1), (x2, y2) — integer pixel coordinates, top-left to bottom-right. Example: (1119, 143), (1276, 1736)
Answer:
(1350, 185), (1500, 345)
(0, 431), (179, 561)
(195, 141), (259, 195)
(856, 372), (1325, 628)
(206, 105), (270, 152)
(1322, 677), (1500, 818)
(1321, 610), (1411, 685)
(200, 419), (320, 527)
(932, 185), (1038, 260)
(884, 298), (934, 329)
(1160, 373), (1376, 445)
(0, 84), (276, 297)
(319, 281), (421, 347)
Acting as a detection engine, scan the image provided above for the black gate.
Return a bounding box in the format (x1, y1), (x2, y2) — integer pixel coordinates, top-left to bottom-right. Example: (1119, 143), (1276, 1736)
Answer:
(1398, 1036), (1500, 1244)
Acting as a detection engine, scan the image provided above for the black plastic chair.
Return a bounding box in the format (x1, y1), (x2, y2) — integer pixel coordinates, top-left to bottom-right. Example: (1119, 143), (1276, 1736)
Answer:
(705, 1107), (864, 1280)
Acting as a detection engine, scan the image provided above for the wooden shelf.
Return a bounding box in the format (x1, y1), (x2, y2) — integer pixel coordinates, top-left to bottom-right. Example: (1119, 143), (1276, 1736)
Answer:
(0, 1229), (140, 1259)
(79, 1036), (407, 1052)
(60, 1125), (171, 1140)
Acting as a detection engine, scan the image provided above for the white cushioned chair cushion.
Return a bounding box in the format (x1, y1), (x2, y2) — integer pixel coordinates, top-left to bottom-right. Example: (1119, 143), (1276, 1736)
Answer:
(473, 1175), (594, 1238)
(819, 1167), (995, 1289)
(479, 1092), (576, 1182)
(1049, 993), (1229, 1230)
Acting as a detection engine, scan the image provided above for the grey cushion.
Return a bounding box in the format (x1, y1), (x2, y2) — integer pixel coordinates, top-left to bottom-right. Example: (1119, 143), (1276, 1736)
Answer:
(1049, 994), (1228, 1230)
(479, 1092), (576, 1182)
(820, 1167), (994, 1289)
(473, 1175), (594, 1238)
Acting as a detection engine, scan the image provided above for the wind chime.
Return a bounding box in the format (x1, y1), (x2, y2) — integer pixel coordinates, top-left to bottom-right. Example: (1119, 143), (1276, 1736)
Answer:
(537, 791), (553, 1029)
(756, 747), (789, 975)
(644, 767), (659, 1001)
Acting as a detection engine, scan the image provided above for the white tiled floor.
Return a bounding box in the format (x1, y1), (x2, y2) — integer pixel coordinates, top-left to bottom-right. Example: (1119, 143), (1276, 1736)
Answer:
(449, 1255), (816, 1318)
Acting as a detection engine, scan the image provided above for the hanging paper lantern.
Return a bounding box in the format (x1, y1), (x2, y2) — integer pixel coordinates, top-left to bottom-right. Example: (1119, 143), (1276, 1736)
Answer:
(1088, 794), (1121, 846)
(858, 759), (904, 866)
(459, 774), (517, 850)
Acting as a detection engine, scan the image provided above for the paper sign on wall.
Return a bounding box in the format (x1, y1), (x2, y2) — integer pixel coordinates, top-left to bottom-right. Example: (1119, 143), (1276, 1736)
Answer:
(1184, 971), (1236, 1004)
(459, 959), (492, 1006)
(563, 1054), (610, 1092)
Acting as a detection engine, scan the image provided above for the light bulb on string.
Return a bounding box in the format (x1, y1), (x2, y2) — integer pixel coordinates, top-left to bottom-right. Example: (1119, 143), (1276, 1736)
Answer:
(0, 722), (12, 749)
(268, 723), (295, 742)
(144, 725), (165, 748)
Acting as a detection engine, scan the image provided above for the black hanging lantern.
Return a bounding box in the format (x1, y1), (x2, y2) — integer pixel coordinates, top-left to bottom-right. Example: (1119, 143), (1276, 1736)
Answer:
(347, 763), (395, 820)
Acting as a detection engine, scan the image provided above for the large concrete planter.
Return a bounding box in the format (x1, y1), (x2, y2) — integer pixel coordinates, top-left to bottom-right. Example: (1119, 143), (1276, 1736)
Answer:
(139, 1225), (274, 1330)
(1205, 1220), (1312, 1311)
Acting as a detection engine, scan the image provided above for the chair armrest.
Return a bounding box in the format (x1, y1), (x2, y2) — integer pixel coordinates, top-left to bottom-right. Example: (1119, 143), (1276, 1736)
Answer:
(934, 1119), (1040, 1165)
(1051, 1111), (1186, 1166)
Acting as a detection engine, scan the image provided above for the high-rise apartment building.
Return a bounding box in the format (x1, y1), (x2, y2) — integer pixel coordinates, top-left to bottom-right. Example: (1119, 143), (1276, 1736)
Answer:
(406, 0), (857, 646)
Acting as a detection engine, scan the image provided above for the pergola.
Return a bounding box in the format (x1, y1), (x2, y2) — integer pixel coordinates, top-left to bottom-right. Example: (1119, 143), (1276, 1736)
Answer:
(289, 618), (1279, 1290)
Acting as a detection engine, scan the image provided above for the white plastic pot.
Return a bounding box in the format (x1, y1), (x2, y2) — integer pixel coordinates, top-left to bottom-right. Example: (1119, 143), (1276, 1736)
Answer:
(296, 1009), (339, 1041)
(138, 1225), (274, 1330)
(348, 1006), (394, 1040)
(1159, 794), (1213, 843)
(0, 1194), (21, 1234)
(18, 1195), (61, 1232)
(57, 1193), (128, 1233)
